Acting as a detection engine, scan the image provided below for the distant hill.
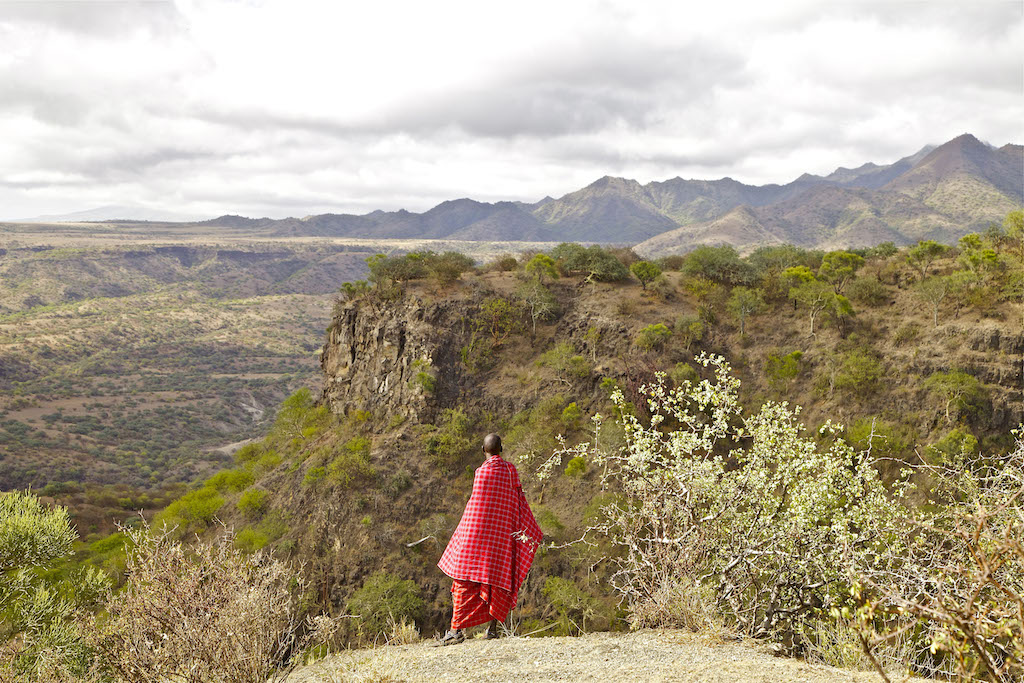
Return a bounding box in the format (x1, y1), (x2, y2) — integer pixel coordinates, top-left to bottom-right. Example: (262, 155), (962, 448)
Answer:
(12, 204), (209, 223)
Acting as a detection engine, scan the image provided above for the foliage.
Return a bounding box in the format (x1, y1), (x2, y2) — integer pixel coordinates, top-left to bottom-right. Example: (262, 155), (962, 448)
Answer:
(845, 418), (916, 460)
(817, 251), (864, 293)
(914, 276), (952, 327)
(515, 279), (558, 335)
(0, 492), (76, 573)
(543, 577), (598, 635)
(346, 571), (425, 640)
(833, 349), (883, 400)
(236, 488), (268, 519)
(538, 342), (591, 385)
(524, 254), (559, 283)
(564, 456), (586, 478)
(629, 261), (662, 290)
(549, 244), (630, 282)
(409, 359), (436, 394)
(906, 240), (950, 278)
(669, 362), (699, 387)
(725, 286), (765, 335)
(425, 408), (472, 473)
(673, 315), (705, 352)
(0, 492), (108, 680)
(853, 433), (1024, 682)
(478, 297), (524, 347)
(558, 355), (907, 646)
(273, 388), (331, 445)
(764, 350), (803, 390)
(634, 323), (672, 352)
(926, 427), (979, 465)
(846, 277), (889, 307)
(681, 245), (755, 286)
(925, 371), (986, 425)
(326, 437), (376, 488)
(157, 487), (225, 533)
(98, 525), (331, 683)
(491, 254), (520, 272)
(790, 279), (850, 336)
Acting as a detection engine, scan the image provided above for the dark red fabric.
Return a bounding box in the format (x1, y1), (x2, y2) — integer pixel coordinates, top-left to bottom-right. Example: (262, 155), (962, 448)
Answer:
(438, 455), (542, 600)
(450, 579), (514, 629)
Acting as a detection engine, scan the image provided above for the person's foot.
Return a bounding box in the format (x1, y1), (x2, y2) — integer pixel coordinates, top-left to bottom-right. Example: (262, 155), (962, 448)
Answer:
(435, 629), (465, 646)
(484, 620), (500, 639)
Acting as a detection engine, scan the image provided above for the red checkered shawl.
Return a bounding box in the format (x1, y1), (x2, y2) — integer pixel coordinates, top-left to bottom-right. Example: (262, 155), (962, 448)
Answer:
(438, 455), (542, 596)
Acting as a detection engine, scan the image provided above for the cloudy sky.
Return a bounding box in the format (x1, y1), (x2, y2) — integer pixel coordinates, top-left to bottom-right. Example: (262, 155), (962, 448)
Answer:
(1, 0), (1021, 220)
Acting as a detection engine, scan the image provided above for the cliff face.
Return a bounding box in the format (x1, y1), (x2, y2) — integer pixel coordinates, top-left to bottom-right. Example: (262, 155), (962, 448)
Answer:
(293, 271), (1024, 638)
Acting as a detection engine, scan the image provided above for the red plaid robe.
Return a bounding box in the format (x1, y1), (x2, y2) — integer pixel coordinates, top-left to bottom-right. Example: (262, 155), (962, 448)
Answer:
(438, 454), (542, 628)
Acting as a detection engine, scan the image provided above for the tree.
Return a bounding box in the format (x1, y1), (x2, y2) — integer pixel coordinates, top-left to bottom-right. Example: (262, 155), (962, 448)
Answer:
(629, 261), (662, 290)
(479, 297), (523, 347)
(681, 245), (756, 285)
(906, 240), (950, 279)
(524, 253), (559, 284)
(1004, 209), (1024, 259)
(539, 342), (591, 385)
(515, 279), (558, 336)
(634, 323), (672, 352)
(427, 251), (474, 290)
(790, 280), (834, 336)
(925, 371), (986, 424)
(914, 276), (951, 327)
(726, 286), (765, 335)
(817, 251), (864, 294)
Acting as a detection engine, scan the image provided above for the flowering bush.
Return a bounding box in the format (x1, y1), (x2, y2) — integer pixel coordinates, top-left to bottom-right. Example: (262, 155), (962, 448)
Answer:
(555, 354), (908, 646)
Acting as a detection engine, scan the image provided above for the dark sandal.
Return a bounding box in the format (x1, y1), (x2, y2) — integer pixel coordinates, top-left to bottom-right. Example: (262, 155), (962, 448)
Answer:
(435, 629), (466, 646)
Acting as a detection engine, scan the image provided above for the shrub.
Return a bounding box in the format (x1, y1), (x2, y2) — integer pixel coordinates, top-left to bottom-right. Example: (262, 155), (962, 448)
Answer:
(425, 408), (472, 473)
(845, 418), (916, 460)
(0, 491), (76, 571)
(891, 323), (920, 347)
(550, 243), (630, 282)
(629, 261), (662, 290)
(326, 437), (376, 488)
(833, 349), (883, 400)
(846, 277), (889, 306)
(525, 253), (559, 283)
(302, 467), (326, 488)
(926, 427), (979, 465)
(384, 470), (413, 496)
(543, 577), (598, 635)
(237, 488), (269, 518)
(158, 487), (225, 532)
(764, 350), (803, 389)
(634, 323), (672, 352)
(681, 245), (756, 285)
(649, 274), (675, 300)
(656, 254), (686, 271)
(478, 297), (524, 347)
(561, 402), (583, 428)
(98, 525), (331, 683)
(235, 526), (270, 553)
(491, 254), (519, 272)
(669, 362), (699, 386)
(346, 572), (425, 640)
(564, 456), (586, 478)
(205, 468), (255, 494)
(539, 343), (591, 385)
(674, 315), (705, 352)
(925, 370), (986, 424)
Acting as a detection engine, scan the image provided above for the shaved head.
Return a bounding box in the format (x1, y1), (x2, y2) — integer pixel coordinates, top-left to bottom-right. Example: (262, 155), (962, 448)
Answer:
(483, 433), (502, 455)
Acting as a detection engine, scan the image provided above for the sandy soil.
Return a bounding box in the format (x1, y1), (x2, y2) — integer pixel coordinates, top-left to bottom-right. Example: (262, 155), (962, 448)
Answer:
(288, 630), (915, 683)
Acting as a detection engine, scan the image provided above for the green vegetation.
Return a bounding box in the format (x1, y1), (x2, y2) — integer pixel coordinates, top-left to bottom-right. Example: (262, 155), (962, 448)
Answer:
(634, 323), (672, 352)
(346, 571), (425, 639)
(629, 260), (661, 290)
(425, 408), (473, 473)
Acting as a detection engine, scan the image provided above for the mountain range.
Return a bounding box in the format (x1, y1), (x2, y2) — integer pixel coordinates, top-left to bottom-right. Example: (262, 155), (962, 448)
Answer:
(18, 134), (1023, 254)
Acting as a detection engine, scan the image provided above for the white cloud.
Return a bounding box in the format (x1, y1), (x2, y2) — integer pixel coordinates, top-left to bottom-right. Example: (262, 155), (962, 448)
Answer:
(0, 0), (1020, 219)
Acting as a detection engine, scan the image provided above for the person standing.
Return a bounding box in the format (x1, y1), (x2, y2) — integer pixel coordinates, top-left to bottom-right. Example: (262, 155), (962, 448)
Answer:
(436, 433), (542, 645)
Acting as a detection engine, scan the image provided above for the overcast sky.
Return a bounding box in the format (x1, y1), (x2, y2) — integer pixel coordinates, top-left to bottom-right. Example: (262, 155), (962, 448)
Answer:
(1, 0), (1021, 220)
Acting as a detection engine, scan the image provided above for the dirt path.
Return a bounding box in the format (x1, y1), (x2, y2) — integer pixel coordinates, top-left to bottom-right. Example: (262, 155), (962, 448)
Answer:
(288, 629), (913, 683)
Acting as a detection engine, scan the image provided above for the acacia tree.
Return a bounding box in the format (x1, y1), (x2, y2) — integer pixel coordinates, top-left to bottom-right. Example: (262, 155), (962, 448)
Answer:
(525, 253), (559, 284)
(515, 279), (558, 336)
(925, 370), (986, 424)
(906, 240), (950, 279)
(817, 251), (864, 294)
(914, 276), (951, 327)
(790, 279), (834, 336)
(630, 261), (662, 291)
(726, 286), (765, 335)
(478, 297), (523, 347)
